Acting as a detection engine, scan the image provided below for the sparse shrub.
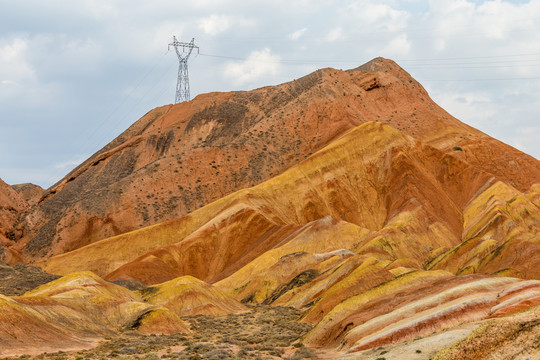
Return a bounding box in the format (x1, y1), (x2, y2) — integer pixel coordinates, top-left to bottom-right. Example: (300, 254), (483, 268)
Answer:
(269, 348), (284, 357)
(203, 349), (231, 359)
(190, 343), (215, 354)
(286, 346), (317, 360)
(257, 344), (274, 351)
(236, 348), (248, 357)
(144, 352), (160, 360)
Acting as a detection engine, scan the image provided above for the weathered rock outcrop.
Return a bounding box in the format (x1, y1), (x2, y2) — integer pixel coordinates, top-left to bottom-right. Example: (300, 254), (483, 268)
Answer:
(0, 178), (29, 263)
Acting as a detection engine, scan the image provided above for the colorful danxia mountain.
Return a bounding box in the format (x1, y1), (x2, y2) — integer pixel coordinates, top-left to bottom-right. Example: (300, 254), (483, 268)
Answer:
(0, 58), (539, 359)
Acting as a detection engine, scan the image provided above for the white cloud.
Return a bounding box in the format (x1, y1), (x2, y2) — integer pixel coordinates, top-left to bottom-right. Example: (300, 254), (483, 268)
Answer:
(0, 38), (38, 103)
(0, 38), (34, 83)
(83, 0), (118, 20)
(223, 48), (281, 86)
(343, 2), (410, 32)
(38, 35), (103, 76)
(1, 80), (17, 86)
(511, 125), (540, 158)
(326, 27), (344, 41)
(197, 13), (255, 36)
(426, 0), (540, 53)
(198, 14), (232, 35)
(430, 90), (495, 126)
(476, 0), (540, 39)
(289, 28), (307, 41)
(380, 34), (412, 57)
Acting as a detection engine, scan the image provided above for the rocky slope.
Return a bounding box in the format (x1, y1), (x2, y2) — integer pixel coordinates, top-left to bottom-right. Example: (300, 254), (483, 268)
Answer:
(6, 58), (539, 264)
(1, 57), (539, 358)
(0, 261), (59, 296)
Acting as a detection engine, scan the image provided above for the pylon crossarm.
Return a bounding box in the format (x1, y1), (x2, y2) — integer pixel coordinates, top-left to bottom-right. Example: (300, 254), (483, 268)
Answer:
(169, 37), (199, 61)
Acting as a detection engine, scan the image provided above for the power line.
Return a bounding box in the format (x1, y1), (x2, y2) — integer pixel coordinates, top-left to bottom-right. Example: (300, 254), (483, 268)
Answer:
(398, 53), (540, 62)
(198, 51), (540, 83)
(199, 52), (327, 64)
(109, 57), (176, 132)
(424, 77), (540, 82)
(75, 50), (170, 156)
(199, 51), (540, 66)
(405, 64), (540, 69)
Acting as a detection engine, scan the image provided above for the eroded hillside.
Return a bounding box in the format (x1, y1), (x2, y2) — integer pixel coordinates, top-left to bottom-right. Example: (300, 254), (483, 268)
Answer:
(1, 57), (539, 359)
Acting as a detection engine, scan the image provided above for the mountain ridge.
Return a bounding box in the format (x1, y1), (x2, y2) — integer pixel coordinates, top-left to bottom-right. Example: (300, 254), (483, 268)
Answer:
(3, 57), (539, 265)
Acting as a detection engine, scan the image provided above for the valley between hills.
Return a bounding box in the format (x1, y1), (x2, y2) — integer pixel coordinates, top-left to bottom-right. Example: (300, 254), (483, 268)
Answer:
(0, 57), (539, 359)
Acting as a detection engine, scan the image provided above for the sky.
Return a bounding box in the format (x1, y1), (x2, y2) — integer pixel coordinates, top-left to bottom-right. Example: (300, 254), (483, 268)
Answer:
(0, 0), (539, 188)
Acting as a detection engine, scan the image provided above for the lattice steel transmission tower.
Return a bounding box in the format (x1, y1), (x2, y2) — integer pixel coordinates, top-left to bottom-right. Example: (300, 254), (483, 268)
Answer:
(168, 36), (199, 103)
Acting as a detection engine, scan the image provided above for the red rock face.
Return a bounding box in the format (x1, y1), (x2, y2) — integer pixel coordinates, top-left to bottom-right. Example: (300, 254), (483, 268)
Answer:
(6, 58), (539, 264)
(11, 183), (44, 206)
(0, 178), (29, 262)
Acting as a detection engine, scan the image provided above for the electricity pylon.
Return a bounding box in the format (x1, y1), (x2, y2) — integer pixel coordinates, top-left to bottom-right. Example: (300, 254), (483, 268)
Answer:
(169, 36), (199, 103)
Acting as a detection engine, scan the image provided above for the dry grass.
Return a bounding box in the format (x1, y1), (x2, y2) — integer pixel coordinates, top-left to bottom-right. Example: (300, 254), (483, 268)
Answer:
(4, 305), (316, 360)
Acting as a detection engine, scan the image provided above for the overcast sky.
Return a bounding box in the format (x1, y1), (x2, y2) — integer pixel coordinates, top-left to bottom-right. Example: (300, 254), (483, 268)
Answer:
(1, 0), (539, 188)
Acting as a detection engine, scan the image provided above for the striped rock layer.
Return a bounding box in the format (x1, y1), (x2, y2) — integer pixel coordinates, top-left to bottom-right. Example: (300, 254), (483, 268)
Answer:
(1, 58), (539, 357)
